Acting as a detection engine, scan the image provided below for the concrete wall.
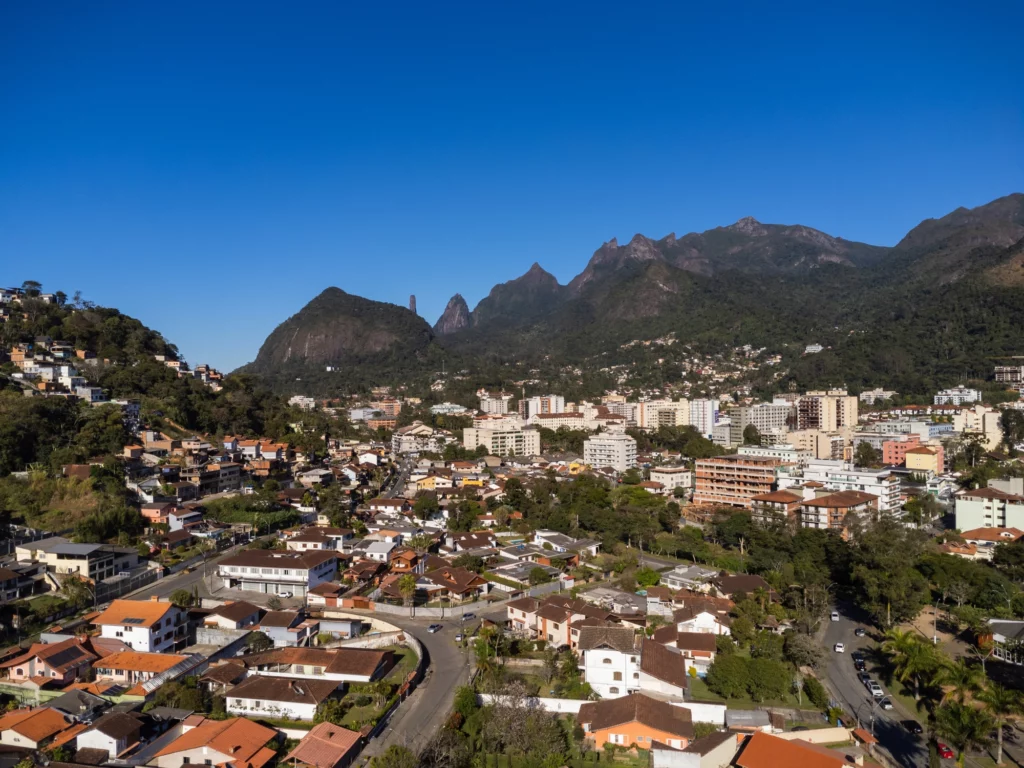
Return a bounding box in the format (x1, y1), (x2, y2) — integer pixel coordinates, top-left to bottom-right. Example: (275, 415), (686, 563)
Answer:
(670, 701), (727, 725)
(473, 695), (727, 724)
(776, 727), (851, 745)
(477, 694), (586, 713)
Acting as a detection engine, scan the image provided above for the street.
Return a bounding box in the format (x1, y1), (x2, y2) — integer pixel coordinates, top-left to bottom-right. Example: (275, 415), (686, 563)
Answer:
(824, 607), (927, 768)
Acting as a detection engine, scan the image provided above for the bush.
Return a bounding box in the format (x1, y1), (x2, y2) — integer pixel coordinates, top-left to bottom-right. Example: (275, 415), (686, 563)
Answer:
(803, 677), (829, 710)
(746, 658), (790, 702)
(706, 655), (748, 699)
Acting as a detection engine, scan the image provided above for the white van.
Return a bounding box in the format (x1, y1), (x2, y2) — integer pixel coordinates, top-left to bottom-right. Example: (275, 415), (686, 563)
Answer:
(830, 611), (840, 621)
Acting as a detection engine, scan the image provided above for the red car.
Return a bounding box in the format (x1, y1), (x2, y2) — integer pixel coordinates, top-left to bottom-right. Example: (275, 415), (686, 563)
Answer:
(937, 743), (954, 760)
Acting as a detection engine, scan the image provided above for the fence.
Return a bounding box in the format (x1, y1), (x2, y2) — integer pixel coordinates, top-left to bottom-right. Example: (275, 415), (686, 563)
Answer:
(474, 695), (728, 723)
(95, 566), (162, 603)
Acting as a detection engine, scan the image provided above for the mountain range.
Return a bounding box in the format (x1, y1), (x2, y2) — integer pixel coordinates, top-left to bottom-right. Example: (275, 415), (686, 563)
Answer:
(243, 193), (1024, 395)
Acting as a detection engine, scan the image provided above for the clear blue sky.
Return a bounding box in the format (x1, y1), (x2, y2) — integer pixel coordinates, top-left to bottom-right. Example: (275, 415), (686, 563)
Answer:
(1, 2), (1021, 371)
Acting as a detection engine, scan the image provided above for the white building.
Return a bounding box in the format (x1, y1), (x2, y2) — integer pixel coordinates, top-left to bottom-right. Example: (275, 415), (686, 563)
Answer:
(479, 392), (513, 414)
(648, 467), (693, 493)
(518, 394), (566, 420)
(75, 713), (143, 759)
(93, 599), (187, 653)
(288, 395), (317, 410)
(785, 460), (901, 513)
(859, 388), (898, 404)
(689, 399), (719, 437)
(578, 627), (642, 699)
(463, 425), (541, 457)
(737, 443), (813, 467)
(226, 675), (340, 721)
(955, 487), (1024, 530)
(218, 550), (337, 597)
(430, 402), (470, 416)
(584, 433), (637, 473)
(935, 386), (981, 406)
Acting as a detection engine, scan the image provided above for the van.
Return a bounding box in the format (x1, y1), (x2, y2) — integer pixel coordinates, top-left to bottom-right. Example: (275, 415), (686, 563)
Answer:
(830, 611), (840, 621)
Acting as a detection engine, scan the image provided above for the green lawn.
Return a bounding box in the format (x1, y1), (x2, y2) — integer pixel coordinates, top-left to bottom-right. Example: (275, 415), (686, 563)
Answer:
(385, 647), (419, 681)
(688, 676), (802, 709)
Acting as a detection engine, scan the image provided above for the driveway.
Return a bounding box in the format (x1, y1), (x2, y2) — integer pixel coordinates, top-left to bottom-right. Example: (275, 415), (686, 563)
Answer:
(824, 606), (928, 768)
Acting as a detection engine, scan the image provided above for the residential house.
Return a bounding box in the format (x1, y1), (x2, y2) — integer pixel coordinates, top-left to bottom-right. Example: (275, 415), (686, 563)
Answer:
(637, 639), (691, 699)
(649, 628), (717, 676)
(708, 574), (772, 602)
(227, 676), (340, 720)
(733, 731), (852, 768)
(239, 647), (393, 685)
(960, 527), (1024, 560)
(0, 636), (98, 687)
(75, 713), (144, 758)
(660, 565), (719, 593)
(578, 693), (694, 751)
(798, 490), (878, 536)
(422, 566), (489, 603)
(15, 537), (140, 583)
(286, 527), (354, 553)
(203, 601), (262, 630)
(670, 595), (734, 636)
(650, 731), (739, 768)
(533, 530), (600, 558)
(92, 598), (187, 653)
(260, 610), (319, 648)
(93, 651), (204, 696)
(0, 707), (70, 748)
(578, 626), (643, 699)
(218, 550), (338, 597)
(151, 716), (279, 768)
(284, 722), (362, 768)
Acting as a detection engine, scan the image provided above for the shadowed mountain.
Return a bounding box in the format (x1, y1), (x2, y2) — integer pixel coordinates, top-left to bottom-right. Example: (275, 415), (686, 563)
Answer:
(433, 293), (471, 335)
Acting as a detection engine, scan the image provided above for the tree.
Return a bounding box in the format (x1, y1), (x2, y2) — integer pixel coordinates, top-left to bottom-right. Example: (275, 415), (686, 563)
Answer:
(933, 701), (992, 768)
(58, 573), (92, 609)
(635, 566), (660, 588)
(854, 441), (882, 468)
(314, 698), (347, 725)
(245, 631), (273, 654)
(452, 685), (478, 720)
(397, 574), (418, 606)
(746, 658), (790, 702)
(803, 677), (829, 710)
(749, 631), (784, 661)
(170, 589), (195, 608)
(935, 658), (984, 705)
(371, 746), (418, 768)
(620, 467), (642, 485)
(528, 567), (552, 586)
(784, 633), (825, 669)
(730, 616), (756, 647)
(882, 628), (938, 701)
(267, 596), (282, 611)
(976, 683), (1022, 766)
(742, 425), (761, 446)
(452, 554), (485, 573)
(706, 655), (748, 699)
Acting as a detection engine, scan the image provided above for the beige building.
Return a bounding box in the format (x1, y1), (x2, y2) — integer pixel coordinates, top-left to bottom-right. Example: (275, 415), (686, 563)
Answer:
(787, 429), (847, 460)
(796, 390), (858, 432)
(953, 404), (1004, 450)
(649, 466), (692, 492)
(693, 455), (783, 509)
(463, 425), (541, 457)
(584, 433), (638, 473)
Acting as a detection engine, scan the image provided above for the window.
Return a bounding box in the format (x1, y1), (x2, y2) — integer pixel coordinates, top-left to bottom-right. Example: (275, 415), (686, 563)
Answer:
(603, 658), (612, 664)
(633, 672), (639, 679)
(183, 759), (190, 765)
(613, 672), (622, 681)
(609, 687), (619, 694)
(637, 735), (645, 742)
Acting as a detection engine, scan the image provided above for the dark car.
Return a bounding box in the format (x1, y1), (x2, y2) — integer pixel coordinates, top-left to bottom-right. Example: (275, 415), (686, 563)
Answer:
(902, 720), (923, 734)
(858, 672), (871, 685)
(854, 659), (867, 671)
(462, 613), (476, 621)
(851, 651), (865, 662)
(854, 627), (867, 637)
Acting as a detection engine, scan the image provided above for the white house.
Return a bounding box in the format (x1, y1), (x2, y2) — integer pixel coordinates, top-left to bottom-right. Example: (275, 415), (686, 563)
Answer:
(226, 676), (340, 720)
(75, 713), (144, 758)
(239, 647), (393, 685)
(92, 598), (186, 653)
(218, 550), (338, 597)
(578, 626), (642, 699)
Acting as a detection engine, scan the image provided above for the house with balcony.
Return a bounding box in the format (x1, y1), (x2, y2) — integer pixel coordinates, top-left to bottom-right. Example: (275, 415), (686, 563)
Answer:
(218, 550), (338, 597)
(92, 598), (187, 653)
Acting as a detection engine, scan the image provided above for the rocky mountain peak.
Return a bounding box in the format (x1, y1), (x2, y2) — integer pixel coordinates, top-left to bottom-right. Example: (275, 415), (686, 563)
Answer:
(729, 216), (768, 236)
(433, 293), (471, 335)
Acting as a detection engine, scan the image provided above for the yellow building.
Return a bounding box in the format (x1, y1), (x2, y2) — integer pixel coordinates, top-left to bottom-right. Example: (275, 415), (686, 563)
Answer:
(905, 445), (942, 475)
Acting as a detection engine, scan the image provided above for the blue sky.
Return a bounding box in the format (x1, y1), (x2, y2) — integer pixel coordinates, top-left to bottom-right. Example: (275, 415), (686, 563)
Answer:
(1, 1), (1021, 371)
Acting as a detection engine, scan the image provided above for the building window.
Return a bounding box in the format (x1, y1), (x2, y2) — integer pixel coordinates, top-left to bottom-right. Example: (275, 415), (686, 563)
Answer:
(609, 687), (619, 695)
(613, 672), (622, 681)
(603, 658), (612, 664)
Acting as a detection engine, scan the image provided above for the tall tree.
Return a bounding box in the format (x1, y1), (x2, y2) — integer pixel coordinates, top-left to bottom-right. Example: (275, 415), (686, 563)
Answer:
(881, 628), (938, 701)
(976, 683), (1022, 766)
(933, 701), (992, 768)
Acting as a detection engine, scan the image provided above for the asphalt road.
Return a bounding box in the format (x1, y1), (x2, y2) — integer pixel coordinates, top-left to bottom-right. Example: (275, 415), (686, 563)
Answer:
(824, 607), (928, 768)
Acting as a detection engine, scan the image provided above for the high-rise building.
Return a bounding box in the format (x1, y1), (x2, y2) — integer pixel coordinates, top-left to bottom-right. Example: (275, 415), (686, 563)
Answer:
(518, 394), (566, 420)
(463, 424), (540, 456)
(689, 399), (719, 437)
(726, 403), (794, 446)
(796, 390), (858, 432)
(693, 455), (782, 508)
(409, 295), (417, 314)
(636, 400), (690, 430)
(479, 392), (514, 415)
(583, 433), (637, 473)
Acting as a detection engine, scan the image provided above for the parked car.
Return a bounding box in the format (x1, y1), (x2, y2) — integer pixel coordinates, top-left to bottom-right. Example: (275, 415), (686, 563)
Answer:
(276, 591), (292, 598)
(854, 658), (866, 670)
(880, 697), (893, 710)
(462, 613), (476, 621)
(831, 611), (840, 621)
(455, 633), (464, 642)
(937, 743), (954, 759)
(428, 624), (443, 633)
(869, 682), (884, 699)
(851, 650), (865, 662)
(854, 627), (866, 637)
(834, 643), (845, 653)
(858, 672), (871, 685)
(902, 720), (923, 734)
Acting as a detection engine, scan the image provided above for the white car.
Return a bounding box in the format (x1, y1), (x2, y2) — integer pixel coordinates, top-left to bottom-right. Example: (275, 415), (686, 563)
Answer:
(869, 683), (884, 699)
(830, 611), (840, 621)
(276, 591), (292, 599)
(834, 643), (845, 653)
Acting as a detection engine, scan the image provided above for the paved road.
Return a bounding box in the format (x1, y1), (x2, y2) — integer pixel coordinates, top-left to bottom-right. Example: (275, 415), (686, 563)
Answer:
(824, 607), (927, 768)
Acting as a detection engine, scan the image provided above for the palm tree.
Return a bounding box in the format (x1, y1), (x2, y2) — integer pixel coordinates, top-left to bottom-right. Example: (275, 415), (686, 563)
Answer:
(397, 574), (417, 607)
(934, 701), (993, 768)
(935, 658), (985, 704)
(882, 628), (937, 701)
(976, 684), (1022, 766)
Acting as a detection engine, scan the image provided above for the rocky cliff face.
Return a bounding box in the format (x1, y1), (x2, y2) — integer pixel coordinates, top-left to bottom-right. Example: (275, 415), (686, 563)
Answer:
(249, 287), (435, 371)
(433, 293), (471, 335)
(468, 262), (567, 329)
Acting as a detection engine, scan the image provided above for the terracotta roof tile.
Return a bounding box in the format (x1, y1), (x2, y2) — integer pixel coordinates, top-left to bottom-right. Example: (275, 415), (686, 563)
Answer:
(284, 722), (361, 768)
(578, 693), (693, 740)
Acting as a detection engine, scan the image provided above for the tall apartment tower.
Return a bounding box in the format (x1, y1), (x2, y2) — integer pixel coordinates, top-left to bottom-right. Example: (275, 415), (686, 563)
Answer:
(796, 390), (858, 432)
(409, 295), (417, 314)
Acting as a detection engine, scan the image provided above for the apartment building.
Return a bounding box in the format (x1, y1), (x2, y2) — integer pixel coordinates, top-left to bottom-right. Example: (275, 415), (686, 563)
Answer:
(796, 390), (858, 432)
(794, 460), (901, 513)
(218, 550), (338, 597)
(737, 444), (812, 466)
(689, 399), (719, 437)
(649, 466), (692, 493)
(799, 491), (879, 536)
(726, 403), (793, 446)
(693, 455), (781, 509)
(463, 424), (541, 457)
(479, 392), (513, 414)
(635, 400), (690, 430)
(93, 599), (187, 653)
(995, 366), (1024, 385)
(518, 394), (566, 420)
(935, 386), (981, 405)
(583, 433), (637, 473)
(905, 445), (944, 475)
(955, 487), (1024, 530)
(859, 388), (898, 404)
(15, 537), (140, 583)
(750, 489), (804, 524)
(528, 412), (588, 430)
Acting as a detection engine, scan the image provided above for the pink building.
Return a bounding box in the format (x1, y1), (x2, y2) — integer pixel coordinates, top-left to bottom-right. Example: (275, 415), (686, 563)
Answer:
(882, 435), (921, 466)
